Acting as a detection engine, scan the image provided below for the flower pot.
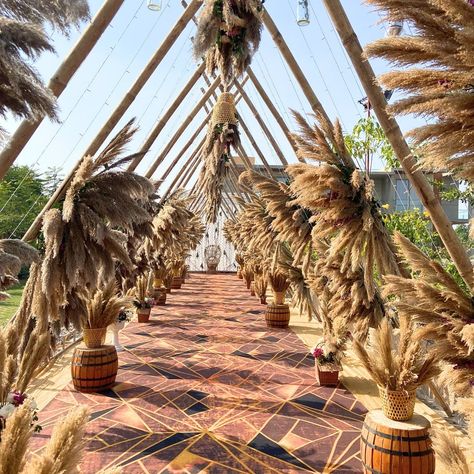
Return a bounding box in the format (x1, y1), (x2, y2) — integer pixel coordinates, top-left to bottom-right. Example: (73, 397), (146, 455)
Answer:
(315, 362), (340, 386)
(265, 304), (290, 328)
(260, 296), (267, 305)
(83, 327), (107, 348)
(274, 291), (286, 305)
(250, 281), (256, 296)
(109, 321), (125, 352)
(137, 308), (151, 323)
(379, 387), (416, 421)
(171, 276), (182, 289)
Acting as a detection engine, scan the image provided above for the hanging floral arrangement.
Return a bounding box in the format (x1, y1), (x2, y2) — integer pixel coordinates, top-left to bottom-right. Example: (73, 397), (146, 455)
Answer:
(198, 92), (240, 223)
(193, 0), (264, 82)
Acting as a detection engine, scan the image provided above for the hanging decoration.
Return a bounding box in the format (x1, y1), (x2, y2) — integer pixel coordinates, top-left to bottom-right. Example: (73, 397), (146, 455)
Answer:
(198, 92), (240, 224)
(147, 0), (162, 10)
(193, 0), (264, 83)
(297, 0), (310, 26)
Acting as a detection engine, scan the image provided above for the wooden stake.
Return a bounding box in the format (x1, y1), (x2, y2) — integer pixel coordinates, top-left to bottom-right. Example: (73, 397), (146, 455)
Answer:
(0, 0), (126, 179)
(22, 0), (203, 242)
(322, 0), (474, 290)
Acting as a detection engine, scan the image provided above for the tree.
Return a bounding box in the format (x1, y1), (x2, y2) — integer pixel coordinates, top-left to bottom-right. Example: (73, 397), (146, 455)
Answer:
(0, 165), (61, 239)
(344, 116), (400, 171)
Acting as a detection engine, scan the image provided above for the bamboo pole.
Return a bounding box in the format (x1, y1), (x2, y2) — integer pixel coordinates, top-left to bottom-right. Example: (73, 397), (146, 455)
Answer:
(247, 67), (302, 161)
(128, 63), (206, 171)
(233, 81), (288, 166)
(22, 0), (202, 242)
(322, 0), (474, 290)
(0, 0), (126, 180)
(262, 9), (331, 123)
(144, 76), (221, 178)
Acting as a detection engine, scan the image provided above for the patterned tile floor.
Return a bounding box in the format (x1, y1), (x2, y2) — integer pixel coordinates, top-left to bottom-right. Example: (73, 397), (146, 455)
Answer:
(33, 273), (366, 473)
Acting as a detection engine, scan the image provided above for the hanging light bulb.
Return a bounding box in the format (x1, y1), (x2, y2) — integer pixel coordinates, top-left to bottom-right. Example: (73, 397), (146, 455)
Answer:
(386, 21), (403, 37)
(297, 0), (310, 26)
(147, 0), (162, 11)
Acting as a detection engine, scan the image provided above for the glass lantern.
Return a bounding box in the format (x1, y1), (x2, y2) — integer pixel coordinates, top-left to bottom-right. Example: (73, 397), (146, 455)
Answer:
(386, 21), (403, 37)
(147, 0), (162, 11)
(297, 0), (310, 26)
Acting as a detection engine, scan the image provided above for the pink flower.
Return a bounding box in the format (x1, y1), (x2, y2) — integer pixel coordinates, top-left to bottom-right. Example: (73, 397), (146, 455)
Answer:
(312, 348), (324, 359)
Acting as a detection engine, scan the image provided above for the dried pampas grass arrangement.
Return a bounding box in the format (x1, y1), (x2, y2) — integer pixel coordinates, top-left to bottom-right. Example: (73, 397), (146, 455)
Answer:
(193, 0), (264, 82)
(365, 0), (474, 181)
(198, 93), (240, 223)
(287, 111), (401, 303)
(79, 281), (132, 330)
(0, 240), (39, 290)
(383, 232), (474, 397)
(353, 316), (440, 392)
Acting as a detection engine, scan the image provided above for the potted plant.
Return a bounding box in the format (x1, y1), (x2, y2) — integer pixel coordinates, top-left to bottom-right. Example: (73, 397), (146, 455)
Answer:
(80, 282), (131, 348)
(354, 316), (440, 421)
(311, 343), (342, 386)
(133, 275), (153, 323)
(109, 309), (132, 352)
(269, 271), (289, 305)
(242, 265), (254, 290)
(254, 274), (267, 304)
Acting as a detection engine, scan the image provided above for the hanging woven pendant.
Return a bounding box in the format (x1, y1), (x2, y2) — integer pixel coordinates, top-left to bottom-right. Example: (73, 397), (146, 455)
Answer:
(193, 0), (264, 83)
(198, 92), (240, 224)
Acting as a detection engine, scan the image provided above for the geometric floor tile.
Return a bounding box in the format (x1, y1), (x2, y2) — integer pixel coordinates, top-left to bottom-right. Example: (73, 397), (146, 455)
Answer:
(31, 273), (366, 473)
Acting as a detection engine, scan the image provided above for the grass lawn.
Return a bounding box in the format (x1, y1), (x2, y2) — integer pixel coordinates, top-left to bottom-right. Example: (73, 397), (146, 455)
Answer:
(0, 283), (25, 325)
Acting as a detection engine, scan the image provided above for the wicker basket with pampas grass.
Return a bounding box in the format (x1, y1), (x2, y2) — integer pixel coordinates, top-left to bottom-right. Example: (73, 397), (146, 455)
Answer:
(268, 271), (289, 305)
(133, 275), (152, 323)
(80, 281), (132, 348)
(354, 316), (440, 421)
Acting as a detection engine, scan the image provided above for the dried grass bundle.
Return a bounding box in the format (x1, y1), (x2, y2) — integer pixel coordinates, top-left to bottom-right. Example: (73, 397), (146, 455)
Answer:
(198, 93), (240, 223)
(268, 270), (289, 294)
(193, 0), (263, 82)
(383, 232), (474, 397)
(287, 111), (401, 302)
(0, 240), (39, 267)
(253, 273), (267, 299)
(365, 0), (474, 181)
(79, 281), (132, 330)
(432, 430), (470, 474)
(353, 316), (440, 391)
(239, 169), (313, 264)
(36, 120), (154, 328)
(0, 1), (89, 122)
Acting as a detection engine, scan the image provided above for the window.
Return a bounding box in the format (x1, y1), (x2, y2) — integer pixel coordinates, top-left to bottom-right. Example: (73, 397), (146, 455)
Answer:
(395, 178), (423, 211)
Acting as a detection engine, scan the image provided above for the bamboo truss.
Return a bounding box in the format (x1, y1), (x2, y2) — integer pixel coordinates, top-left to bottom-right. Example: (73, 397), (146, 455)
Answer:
(322, 0), (474, 290)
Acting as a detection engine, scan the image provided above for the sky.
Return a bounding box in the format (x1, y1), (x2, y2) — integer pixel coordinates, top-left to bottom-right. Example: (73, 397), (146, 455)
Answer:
(2, 0), (422, 192)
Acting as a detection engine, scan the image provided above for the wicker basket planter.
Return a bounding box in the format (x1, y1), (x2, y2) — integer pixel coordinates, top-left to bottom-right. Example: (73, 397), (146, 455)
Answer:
(153, 287), (167, 305)
(273, 291), (286, 305)
(83, 327), (107, 349)
(315, 361), (340, 386)
(379, 387), (417, 421)
(137, 308), (151, 323)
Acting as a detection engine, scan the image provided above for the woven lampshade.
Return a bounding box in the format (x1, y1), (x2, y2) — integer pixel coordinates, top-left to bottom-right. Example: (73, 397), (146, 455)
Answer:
(211, 93), (238, 126)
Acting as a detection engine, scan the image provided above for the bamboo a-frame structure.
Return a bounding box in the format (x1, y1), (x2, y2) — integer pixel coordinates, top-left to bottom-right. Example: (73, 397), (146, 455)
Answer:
(2, 0), (470, 290)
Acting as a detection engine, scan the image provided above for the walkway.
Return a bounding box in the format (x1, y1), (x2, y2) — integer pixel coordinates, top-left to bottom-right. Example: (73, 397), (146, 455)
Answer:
(33, 273), (366, 473)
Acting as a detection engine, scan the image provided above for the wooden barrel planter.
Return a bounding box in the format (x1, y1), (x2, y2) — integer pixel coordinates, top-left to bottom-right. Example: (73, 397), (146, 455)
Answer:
(153, 287), (167, 305)
(265, 304), (290, 328)
(360, 410), (435, 474)
(171, 277), (182, 289)
(71, 345), (118, 393)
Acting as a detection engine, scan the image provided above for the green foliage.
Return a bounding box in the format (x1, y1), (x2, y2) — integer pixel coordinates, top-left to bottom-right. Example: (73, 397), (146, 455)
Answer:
(344, 116), (400, 170)
(433, 179), (474, 207)
(0, 165), (61, 239)
(0, 283), (25, 325)
(383, 209), (473, 290)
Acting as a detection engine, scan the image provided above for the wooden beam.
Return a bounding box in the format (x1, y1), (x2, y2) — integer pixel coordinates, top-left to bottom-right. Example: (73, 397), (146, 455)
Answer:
(246, 67), (302, 161)
(322, 0), (474, 290)
(233, 80), (288, 166)
(128, 62), (206, 171)
(0, 0), (126, 179)
(262, 9), (331, 123)
(144, 76), (221, 178)
(22, 0), (202, 242)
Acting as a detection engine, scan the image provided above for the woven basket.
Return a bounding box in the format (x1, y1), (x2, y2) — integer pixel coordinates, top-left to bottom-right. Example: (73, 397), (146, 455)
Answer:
(211, 93), (238, 126)
(379, 387), (417, 421)
(83, 328), (106, 349)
